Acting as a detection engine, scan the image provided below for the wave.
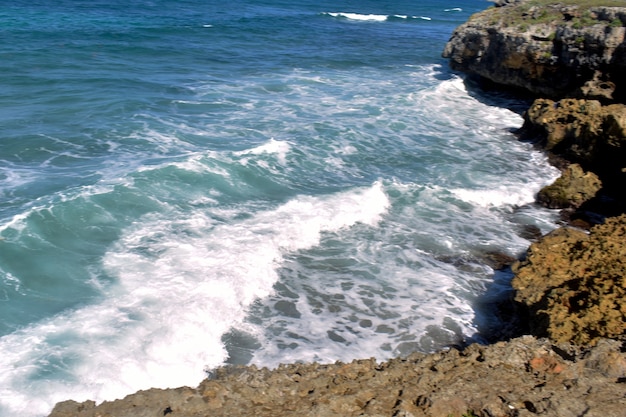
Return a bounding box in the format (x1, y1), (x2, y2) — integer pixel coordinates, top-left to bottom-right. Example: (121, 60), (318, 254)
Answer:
(0, 182), (390, 417)
(324, 12), (388, 22)
(392, 15), (432, 21)
(323, 12), (432, 22)
(451, 184), (545, 208)
(234, 138), (292, 166)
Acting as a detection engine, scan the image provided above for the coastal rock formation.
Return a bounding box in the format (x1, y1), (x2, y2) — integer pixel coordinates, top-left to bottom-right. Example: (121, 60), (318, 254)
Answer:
(443, 0), (626, 396)
(536, 162), (601, 209)
(521, 98), (626, 217)
(49, 336), (626, 417)
(442, 1), (626, 101)
(522, 98), (626, 168)
(512, 214), (626, 345)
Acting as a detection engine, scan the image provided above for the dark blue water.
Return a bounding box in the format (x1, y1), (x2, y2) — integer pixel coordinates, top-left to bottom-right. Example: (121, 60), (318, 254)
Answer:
(0, 1), (560, 415)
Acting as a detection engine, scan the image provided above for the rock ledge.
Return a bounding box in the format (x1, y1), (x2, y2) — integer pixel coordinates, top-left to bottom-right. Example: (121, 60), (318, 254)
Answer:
(49, 336), (626, 417)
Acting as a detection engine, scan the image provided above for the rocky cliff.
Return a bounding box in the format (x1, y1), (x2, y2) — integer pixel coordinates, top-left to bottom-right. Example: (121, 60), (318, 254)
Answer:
(442, 0), (626, 102)
(443, 0), (626, 218)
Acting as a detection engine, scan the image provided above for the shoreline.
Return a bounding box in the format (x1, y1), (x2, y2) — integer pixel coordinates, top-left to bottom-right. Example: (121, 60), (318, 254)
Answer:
(48, 336), (626, 417)
(48, 1), (626, 416)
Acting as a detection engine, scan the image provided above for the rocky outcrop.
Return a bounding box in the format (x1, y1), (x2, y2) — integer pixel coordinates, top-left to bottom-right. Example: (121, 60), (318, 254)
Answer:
(442, 0), (626, 363)
(512, 215), (626, 345)
(49, 336), (626, 417)
(520, 98), (626, 220)
(442, 1), (626, 101)
(522, 99), (626, 164)
(536, 163), (601, 209)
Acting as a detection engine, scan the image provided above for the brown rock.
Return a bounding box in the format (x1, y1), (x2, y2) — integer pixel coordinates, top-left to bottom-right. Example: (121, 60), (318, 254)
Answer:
(537, 163), (602, 209)
(522, 98), (605, 152)
(442, 2), (626, 101)
(512, 214), (626, 345)
(48, 337), (626, 417)
(520, 98), (626, 214)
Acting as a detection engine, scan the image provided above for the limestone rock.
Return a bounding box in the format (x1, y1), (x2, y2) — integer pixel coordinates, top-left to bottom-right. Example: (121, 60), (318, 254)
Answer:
(512, 214), (626, 345)
(521, 98), (626, 209)
(442, 2), (626, 101)
(537, 163), (602, 208)
(48, 336), (626, 417)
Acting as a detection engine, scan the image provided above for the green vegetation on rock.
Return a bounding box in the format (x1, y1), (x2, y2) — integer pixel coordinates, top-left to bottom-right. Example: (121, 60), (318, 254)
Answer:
(532, 0), (625, 6)
(482, 0), (626, 28)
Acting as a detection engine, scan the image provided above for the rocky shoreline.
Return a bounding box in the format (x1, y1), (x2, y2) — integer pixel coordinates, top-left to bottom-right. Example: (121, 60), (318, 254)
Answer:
(49, 1), (626, 416)
(48, 337), (626, 417)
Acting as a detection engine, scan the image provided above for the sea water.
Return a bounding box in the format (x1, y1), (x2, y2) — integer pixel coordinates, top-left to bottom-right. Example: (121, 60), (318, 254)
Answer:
(0, 1), (560, 415)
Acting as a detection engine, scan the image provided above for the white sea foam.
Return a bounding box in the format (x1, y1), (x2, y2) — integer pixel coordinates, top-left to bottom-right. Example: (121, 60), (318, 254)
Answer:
(0, 182), (389, 416)
(241, 175), (560, 371)
(325, 12), (388, 22)
(451, 184), (543, 208)
(0, 166), (37, 192)
(234, 138), (291, 165)
(0, 210), (33, 235)
(392, 15), (431, 20)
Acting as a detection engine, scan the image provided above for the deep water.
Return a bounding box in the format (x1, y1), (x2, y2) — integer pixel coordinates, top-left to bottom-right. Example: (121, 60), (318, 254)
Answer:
(0, 1), (560, 415)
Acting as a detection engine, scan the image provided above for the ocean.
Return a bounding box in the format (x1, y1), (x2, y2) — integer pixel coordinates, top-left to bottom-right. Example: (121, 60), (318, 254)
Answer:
(0, 0), (560, 415)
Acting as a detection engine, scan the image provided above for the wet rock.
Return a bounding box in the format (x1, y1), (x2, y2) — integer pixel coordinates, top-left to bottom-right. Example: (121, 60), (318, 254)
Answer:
(478, 250), (518, 270)
(517, 224), (542, 241)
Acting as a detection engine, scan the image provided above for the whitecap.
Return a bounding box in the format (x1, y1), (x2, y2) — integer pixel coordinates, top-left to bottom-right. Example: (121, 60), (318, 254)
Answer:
(451, 185), (541, 208)
(234, 138), (292, 165)
(0, 182), (390, 416)
(325, 12), (388, 22)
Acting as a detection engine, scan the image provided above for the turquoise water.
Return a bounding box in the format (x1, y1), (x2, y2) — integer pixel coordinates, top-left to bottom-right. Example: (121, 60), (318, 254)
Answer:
(0, 1), (560, 415)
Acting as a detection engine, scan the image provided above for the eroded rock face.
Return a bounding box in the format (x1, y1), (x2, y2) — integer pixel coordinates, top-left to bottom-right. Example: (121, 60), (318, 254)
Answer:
(536, 163), (602, 209)
(521, 98), (626, 211)
(512, 215), (626, 345)
(442, 2), (626, 101)
(523, 98), (626, 161)
(48, 336), (626, 417)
